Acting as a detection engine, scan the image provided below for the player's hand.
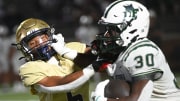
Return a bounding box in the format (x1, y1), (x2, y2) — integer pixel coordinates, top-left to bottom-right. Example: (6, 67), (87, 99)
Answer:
(51, 33), (66, 55)
(51, 34), (74, 57)
(92, 58), (112, 72)
(91, 79), (109, 101)
(91, 39), (100, 55)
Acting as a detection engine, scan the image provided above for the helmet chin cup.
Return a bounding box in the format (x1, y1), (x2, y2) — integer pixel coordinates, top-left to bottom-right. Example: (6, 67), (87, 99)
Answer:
(31, 44), (56, 61)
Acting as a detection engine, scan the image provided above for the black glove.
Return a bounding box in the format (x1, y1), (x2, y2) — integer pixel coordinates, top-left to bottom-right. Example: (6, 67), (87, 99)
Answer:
(91, 39), (101, 55)
(92, 58), (111, 72)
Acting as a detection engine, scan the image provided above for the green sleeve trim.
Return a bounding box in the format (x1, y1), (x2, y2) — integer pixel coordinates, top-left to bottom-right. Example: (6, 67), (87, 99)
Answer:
(133, 69), (163, 81)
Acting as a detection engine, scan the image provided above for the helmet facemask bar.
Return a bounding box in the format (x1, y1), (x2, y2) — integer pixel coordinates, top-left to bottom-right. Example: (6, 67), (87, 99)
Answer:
(98, 16), (136, 46)
(99, 14), (139, 46)
(92, 16), (137, 56)
(92, 25), (125, 55)
(104, 25), (123, 46)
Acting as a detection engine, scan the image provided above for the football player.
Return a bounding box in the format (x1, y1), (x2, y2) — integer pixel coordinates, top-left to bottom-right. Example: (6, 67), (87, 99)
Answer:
(14, 18), (98, 101)
(91, 0), (180, 101)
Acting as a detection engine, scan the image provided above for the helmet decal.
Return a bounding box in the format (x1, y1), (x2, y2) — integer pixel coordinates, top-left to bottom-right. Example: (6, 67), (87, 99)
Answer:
(123, 4), (139, 18)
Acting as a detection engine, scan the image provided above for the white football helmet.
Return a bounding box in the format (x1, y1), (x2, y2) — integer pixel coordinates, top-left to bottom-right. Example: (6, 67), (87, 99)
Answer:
(98, 0), (150, 47)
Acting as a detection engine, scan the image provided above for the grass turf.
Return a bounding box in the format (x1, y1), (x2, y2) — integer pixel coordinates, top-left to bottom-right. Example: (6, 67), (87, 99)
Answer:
(0, 74), (180, 101)
(0, 92), (38, 101)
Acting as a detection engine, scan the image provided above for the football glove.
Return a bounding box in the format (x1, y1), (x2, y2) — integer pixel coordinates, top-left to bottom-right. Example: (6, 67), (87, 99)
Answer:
(51, 33), (77, 60)
(91, 39), (101, 55)
(91, 79), (109, 101)
(92, 58), (112, 72)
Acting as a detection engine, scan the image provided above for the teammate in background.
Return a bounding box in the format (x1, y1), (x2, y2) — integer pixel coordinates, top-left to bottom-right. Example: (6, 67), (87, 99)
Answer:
(91, 0), (180, 101)
(0, 24), (26, 93)
(14, 18), (97, 101)
(148, 9), (164, 47)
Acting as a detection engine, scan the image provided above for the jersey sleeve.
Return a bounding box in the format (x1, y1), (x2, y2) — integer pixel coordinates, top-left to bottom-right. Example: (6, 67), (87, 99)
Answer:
(19, 60), (71, 86)
(124, 45), (163, 80)
(65, 42), (86, 53)
(19, 61), (47, 86)
(60, 42), (87, 71)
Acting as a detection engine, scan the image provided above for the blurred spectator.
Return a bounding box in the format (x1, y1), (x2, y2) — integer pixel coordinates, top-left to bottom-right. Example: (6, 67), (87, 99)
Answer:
(0, 0), (5, 19)
(0, 24), (12, 92)
(0, 24), (26, 93)
(9, 32), (27, 92)
(148, 9), (164, 47)
(3, 3), (24, 36)
(75, 15), (99, 46)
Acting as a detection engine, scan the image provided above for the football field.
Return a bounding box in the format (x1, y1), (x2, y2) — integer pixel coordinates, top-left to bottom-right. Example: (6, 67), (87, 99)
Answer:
(0, 74), (180, 101)
(0, 92), (39, 101)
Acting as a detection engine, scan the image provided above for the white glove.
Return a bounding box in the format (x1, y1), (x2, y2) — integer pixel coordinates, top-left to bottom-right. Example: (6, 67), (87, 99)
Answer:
(51, 33), (77, 60)
(83, 64), (95, 78)
(91, 79), (109, 101)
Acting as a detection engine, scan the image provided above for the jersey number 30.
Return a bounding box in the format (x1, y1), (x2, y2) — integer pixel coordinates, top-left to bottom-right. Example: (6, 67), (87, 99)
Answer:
(134, 53), (154, 68)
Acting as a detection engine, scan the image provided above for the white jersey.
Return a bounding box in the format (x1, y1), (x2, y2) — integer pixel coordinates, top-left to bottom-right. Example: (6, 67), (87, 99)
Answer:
(115, 38), (180, 100)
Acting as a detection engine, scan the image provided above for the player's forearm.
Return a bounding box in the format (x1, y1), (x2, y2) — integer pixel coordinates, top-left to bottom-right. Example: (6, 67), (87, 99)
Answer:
(35, 64), (95, 93)
(73, 52), (97, 68)
(107, 80), (153, 101)
(37, 71), (83, 87)
(58, 71), (83, 84)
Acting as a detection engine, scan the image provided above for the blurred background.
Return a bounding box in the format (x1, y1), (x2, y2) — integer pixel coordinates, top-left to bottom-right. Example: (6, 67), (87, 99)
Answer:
(0, 0), (179, 101)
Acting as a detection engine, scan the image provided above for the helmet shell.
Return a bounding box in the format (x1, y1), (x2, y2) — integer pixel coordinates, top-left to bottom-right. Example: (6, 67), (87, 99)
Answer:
(99, 0), (150, 46)
(16, 18), (50, 43)
(15, 18), (55, 61)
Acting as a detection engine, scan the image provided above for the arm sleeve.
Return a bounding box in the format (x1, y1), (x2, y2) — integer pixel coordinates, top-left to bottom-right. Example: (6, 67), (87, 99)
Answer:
(34, 64), (95, 93)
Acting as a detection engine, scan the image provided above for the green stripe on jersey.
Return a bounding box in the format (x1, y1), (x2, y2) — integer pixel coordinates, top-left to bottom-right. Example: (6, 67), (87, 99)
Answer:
(133, 68), (163, 80)
(134, 68), (162, 77)
(123, 39), (159, 61)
